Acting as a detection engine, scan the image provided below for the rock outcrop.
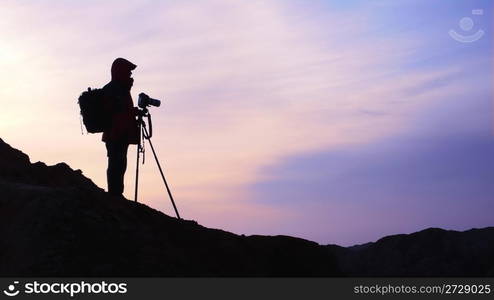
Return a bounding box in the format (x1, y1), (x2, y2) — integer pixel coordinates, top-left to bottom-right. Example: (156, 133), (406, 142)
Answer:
(0, 138), (340, 276)
(1, 138), (492, 276)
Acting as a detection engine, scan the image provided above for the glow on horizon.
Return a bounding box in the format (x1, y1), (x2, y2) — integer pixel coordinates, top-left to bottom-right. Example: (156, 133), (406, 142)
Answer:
(0, 0), (492, 246)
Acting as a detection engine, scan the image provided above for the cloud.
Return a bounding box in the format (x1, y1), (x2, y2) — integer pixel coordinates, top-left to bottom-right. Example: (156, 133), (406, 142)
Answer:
(249, 81), (494, 245)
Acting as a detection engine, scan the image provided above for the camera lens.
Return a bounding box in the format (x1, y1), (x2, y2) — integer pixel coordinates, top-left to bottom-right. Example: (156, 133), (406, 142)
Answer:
(138, 92), (161, 108)
(150, 99), (161, 107)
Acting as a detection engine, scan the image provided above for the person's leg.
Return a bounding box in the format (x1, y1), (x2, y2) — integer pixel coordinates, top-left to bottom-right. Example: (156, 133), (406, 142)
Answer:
(117, 143), (129, 195)
(106, 141), (129, 197)
(106, 141), (118, 196)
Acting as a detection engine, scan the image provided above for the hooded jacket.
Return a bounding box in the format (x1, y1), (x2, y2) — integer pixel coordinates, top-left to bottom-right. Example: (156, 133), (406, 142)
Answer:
(102, 58), (139, 144)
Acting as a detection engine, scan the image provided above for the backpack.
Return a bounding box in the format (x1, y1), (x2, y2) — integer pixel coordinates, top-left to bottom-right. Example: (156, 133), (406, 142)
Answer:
(78, 87), (108, 133)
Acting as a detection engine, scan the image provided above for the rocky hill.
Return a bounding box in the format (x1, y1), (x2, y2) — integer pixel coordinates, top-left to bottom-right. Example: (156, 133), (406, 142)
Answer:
(0, 138), (492, 276)
(0, 138), (340, 276)
(327, 226), (494, 276)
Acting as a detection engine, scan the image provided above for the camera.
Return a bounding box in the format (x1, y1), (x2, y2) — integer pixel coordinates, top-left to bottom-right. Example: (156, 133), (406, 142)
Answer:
(138, 93), (161, 108)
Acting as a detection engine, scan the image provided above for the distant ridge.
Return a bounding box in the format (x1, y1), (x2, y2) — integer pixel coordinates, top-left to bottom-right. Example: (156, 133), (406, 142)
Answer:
(0, 138), (492, 276)
(327, 227), (494, 276)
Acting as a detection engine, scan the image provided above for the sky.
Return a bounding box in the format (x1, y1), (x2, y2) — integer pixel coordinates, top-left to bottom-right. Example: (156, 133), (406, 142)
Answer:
(0, 0), (492, 246)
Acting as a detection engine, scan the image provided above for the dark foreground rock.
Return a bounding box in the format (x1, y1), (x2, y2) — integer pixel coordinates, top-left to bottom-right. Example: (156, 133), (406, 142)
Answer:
(1, 138), (492, 276)
(0, 138), (340, 276)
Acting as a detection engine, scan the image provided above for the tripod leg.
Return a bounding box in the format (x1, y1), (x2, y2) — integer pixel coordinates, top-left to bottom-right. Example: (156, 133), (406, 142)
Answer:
(134, 144), (140, 202)
(134, 123), (142, 202)
(142, 125), (181, 219)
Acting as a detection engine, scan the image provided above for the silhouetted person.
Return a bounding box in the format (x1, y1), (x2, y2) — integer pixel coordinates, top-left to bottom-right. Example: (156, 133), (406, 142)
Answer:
(102, 58), (140, 198)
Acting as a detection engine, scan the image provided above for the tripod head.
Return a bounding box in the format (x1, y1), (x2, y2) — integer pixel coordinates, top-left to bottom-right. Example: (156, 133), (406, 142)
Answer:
(137, 107), (149, 117)
(136, 107), (152, 139)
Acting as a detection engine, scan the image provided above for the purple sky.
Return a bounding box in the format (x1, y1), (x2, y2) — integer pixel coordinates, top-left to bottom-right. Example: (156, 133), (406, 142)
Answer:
(251, 89), (494, 245)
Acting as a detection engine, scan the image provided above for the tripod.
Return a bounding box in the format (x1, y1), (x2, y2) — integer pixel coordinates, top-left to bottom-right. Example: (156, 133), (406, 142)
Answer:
(134, 108), (181, 219)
